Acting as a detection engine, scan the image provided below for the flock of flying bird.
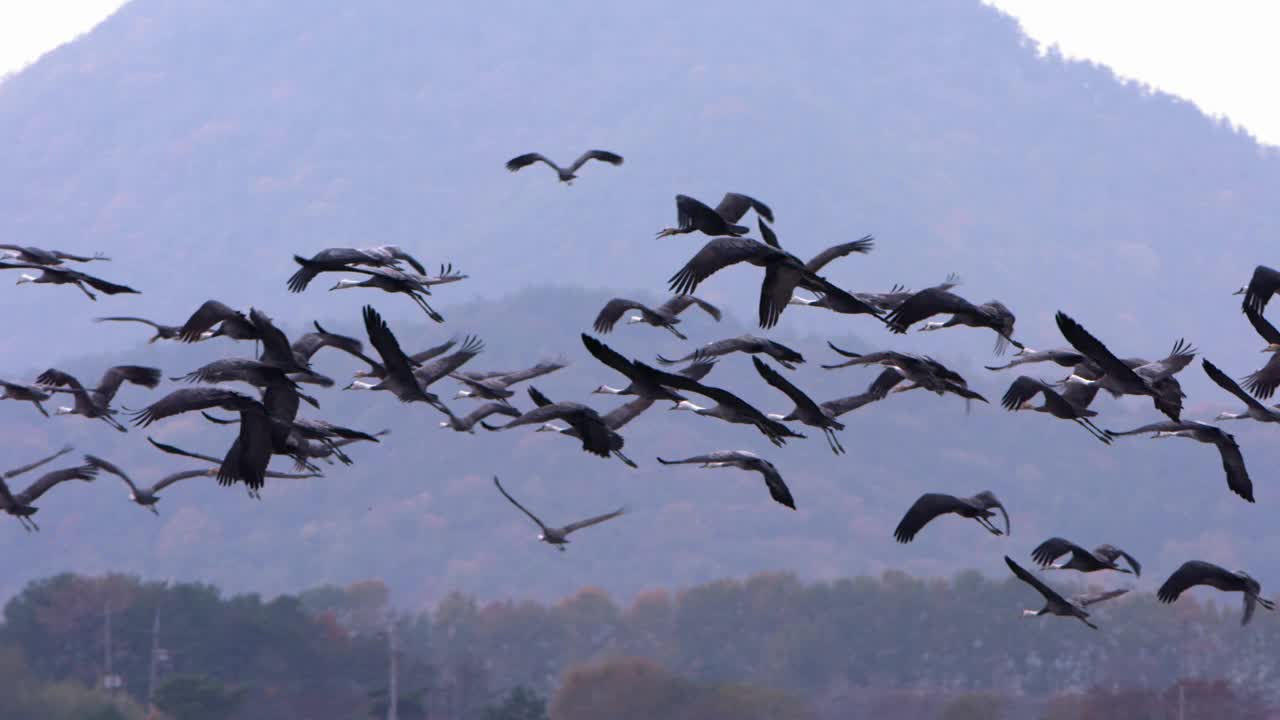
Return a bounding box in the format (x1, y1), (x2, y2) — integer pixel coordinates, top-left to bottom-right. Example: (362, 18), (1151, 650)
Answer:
(0, 150), (1277, 631)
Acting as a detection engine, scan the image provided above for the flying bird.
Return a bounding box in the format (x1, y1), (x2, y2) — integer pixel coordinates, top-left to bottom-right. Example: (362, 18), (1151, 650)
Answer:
(657, 451), (795, 509)
(1005, 556), (1128, 630)
(0, 380), (55, 418)
(984, 348), (1085, 372)
(658, 334), (805, 370)
(286, 246), (429, 292)
(326, 265), (455, 323)
(1157, 560), (1274, 625)
(893, 491), (1009, 543)
(1056, 311), (1191, 421)
(438, 403), (522, 433)
(592, 295), (722, 339)
(823, 346), (988, 405)
(451, 359), (568, 402)
(37, 365), (162, 432)
(1238, 307), (1280, 400)
(176, 300), (259, 343)
(0, 244), (109, 266)
(1237, 265), (1280, 315)
(94, 316), (197, 343)
(487, 387), (629, 465)
(753, 357), (846, 454)
(656, 193), (773, 238)
(886, 288), (1022, 354)
(0, 461), (98, 531)
(1000, 376), (1109, 443)
(1030, 538), (1141, 575)
(1104, 421), (1253, 502)
(1, 261), (138, 301)
(492, 476), (625, 550)
(1202, 357), (1280, 423)
(505, 150), (623, 184)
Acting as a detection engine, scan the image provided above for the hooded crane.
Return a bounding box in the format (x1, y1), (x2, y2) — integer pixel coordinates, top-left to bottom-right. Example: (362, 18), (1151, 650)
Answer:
(1030, 538), (1141, 575)
(0, 461), (98, 531)
(492, 476), (626, 550)
(176, 300), (259, 343)
(84, 455), (319, 515)
(984, 348), (1085, 372)
(528, 397), (658, 469)
(1000, 376), (1109, 444)
(1237, 308), (1280, 400)
(200, 413), (381, 467)
(581, 334), (687, 404)
(287, 321), (382, 386)
(128, 388), (279, 493)
(0, 379), (55, 418)
(451, 359), (569, 402)
(768, 368), (901, 423)
(1104, 421), (1254, 502)
(656, 451), (795, 509)
(893, 491), (1009, 543)
(351, 336), (459, 381)
(487, 386), (627, 465)
(1005, 556), (1128, 630)
(656, 193), (773, 238)
(350, 305), (458, 412)
(94, 316), (200, 343)
(1, 261), (138, 301)
(1158, 560), (1275, 625)
(286, 246), (429, 292)
(593, 359), (716, 397)
(36, 365), (162, 432)
(658, 334), (806, 370)
(653, 365), (804, 447)
(794, 273), (963, 315)
(885, 287), (1022, 354)
(0, 244), (108, 266)
(667, 237), (882, 329)
(1056, 311), (1192, 421)
(1203, 357), (1280, 424)
(823, 346), (988, 405)
(753, 357), (846, 454)
(326, 265), (457, 323)
(505, 150), (623, 184)
(592, 295), (722, 339)
(147, 434), (364, 478)
(1236, 265), (1280, 315)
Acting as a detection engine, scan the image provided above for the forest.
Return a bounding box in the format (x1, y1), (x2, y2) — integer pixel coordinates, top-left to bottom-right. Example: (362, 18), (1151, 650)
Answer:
(0, 571), (1273, 719)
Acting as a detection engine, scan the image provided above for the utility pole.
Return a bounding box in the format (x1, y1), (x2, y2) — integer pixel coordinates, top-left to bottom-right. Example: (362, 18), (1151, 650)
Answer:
(387, 614), (400, 720)
(146, 604), (161, 712)
(103, 600), (113, 692)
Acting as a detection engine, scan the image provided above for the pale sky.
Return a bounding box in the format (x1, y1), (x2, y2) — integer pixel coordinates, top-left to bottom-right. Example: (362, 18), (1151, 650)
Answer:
(1, 2), (1278, 146)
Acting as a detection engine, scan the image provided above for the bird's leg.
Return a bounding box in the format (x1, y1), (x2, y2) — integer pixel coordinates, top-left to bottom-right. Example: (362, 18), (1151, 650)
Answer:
(1257, 596), (1276, 611)
(102, 414), (129, 433)
(74, 281), (97, 301)
(613, 450), (637, 469)
(409, 292), (445, 323)
(25, 516), (40, 532)
(1074, 418), (1111, 444)
(825, 428), (844, 455)
(663, 324), (688, 341)
(31, 401), (49, 418)
(148, 505), (160, 517)
(976, 517), (1002, 535)
(324, 441), (353, 466)
(1078, 615), (1098, 630)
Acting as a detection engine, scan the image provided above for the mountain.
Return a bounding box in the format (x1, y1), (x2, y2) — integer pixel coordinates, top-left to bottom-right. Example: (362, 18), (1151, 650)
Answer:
(0, 0), (1278, 605)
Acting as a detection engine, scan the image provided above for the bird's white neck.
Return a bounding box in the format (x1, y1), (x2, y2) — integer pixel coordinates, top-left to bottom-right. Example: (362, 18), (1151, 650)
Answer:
(1021, 609), (1039, 617)
(594, 385), (624, 395)
(454, 389), (473, 399)
(1214, 412), (1246, 421)
(16, 274), (36, 285)
(55, 406), (74, 415)
(672, 400), (703, 412)
(625, 316), (645, 325)
(331, 279), (361, 290)
(344, 380), (375, 390)
(788, 294), (816, 306)
(766, 412), (786, 420)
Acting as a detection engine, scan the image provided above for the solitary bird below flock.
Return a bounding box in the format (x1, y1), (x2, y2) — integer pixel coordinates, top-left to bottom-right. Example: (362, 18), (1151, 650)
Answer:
(505, 150), (623, 184)
(1006, 556), (1128, 630)
(1157, 560), (1275, 625)
(492, 476), (626, 550)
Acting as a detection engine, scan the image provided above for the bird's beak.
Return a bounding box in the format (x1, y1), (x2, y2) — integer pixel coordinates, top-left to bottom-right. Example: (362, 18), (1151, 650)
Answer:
(1264, 344), (1280, 353)
(1233, 287), (1247, 296)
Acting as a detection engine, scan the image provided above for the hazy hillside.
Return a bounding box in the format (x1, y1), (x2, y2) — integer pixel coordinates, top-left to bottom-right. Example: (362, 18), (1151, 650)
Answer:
(1, 0), (1279, 609)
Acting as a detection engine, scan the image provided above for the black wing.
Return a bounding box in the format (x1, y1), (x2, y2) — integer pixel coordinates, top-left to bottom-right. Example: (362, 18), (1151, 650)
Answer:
(505, 153), (557, 173)
(1055, 312), (1151, 392)
(567, 149), (623, 172)
(804, 235), (875, 273)
(885, 288), (975, 333)
(1202, 358), (1270, 413)
(1005, 555), (1069, 605)
(1094, 545), (1142, 576)
(179, 300), (242, 342)
(1242, 265), (1280, 315)
(14, 464), (98, 505)
(893, 493), (968, 543)
(1245, 306), (1280, 345)
(1029, 537), (1088, 568)
(668, 237), (779, 295)
(593, 298), (650, 334)
(713, 192), (774, 224)
(752, 356), (836, 426)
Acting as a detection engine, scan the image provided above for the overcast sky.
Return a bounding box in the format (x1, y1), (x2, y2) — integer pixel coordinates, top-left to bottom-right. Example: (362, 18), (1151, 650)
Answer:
(1, 2), (1278, 147)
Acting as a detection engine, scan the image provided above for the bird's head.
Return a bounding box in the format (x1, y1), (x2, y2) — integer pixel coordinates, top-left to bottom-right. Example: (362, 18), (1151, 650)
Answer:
(592, 384), (621, 395)
(329, 279), (361, 291)
(624, 315), (645, 325)
(1213, 411), (1238, 421)
(15, 273), (37, 285)
(453, 389), (472, 399)
(1263, 343), (1280, 354)
(343, 380), (374, 391)
(534, 422), (565, 433)
(670, 400), (701, 412)
(1233, 287), (1248, 296)
(54, 406), (75, 416)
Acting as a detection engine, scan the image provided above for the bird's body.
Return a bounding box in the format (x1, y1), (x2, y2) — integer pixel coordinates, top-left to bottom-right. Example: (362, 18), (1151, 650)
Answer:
(0, 379), (54, 418)
(887, 288), (1022, 354)
(754, 357), (846, 454)
(659, 334), (805, 369)
(823, 345), (988, 405)
(1006, 556), (1127, 630)
(1157, 560), (1274, 625)
(505, 150), (623, 184)
(2, 261), (138, 301)
(592, 295), (722, 339)
(1056, 312), (1192, 421)
(1104, 420), (1254, 502)
(1000, 376), (1109, 443)
(326, 265), (457, 323)
(656, 193), (772, 238)
(37, 365), (162, 432)
(657, 451), (794, 509)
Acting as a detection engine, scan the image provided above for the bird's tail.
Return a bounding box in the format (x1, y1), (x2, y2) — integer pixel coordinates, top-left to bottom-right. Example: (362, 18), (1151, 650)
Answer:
(287, 255), (323, 293)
